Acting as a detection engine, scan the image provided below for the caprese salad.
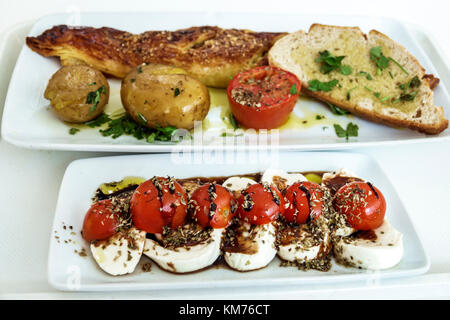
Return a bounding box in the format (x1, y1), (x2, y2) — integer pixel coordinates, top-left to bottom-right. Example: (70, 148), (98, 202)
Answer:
(79, 168), (403, 276)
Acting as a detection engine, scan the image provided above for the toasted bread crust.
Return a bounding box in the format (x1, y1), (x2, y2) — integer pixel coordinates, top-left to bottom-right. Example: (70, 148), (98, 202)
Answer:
(304, 88), (448, 135)
(26, 25), (285, 88)
(268, 24), (449, 135)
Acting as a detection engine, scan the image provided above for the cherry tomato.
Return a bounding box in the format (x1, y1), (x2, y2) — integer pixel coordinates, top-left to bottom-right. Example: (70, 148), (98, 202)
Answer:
(284, 181), (324, 224)
(130, 177), (187, 234)
(227, 66), (301, 129)
(82, 199), (119, 242)
(190, 184), (236, 229)
(334, 181), (386, 231)
(237, 183), (285, 225)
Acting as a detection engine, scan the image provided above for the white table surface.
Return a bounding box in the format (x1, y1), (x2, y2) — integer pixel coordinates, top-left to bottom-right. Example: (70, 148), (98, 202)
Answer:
(1, 0), (450, 300)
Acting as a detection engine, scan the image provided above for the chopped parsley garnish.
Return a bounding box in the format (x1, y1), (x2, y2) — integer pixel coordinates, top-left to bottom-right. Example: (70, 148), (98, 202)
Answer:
(69, 128), (80, 135)
(174, 88), (181, 97)
(370, 46), (390, 75)
(358, 71), (373, 80)
(399, 91), (418, 101)
(290, 83), (299, 95)
(327, 102), (350, 115)
(346, 87), (358, 100)
(137, 112), (147, 125)
(334, 123), (359, 140)
(130, 78), (136, 83)
(84, 113), (111, 128)
(308, 79), (339, 92)
(221, 132), (244, 137)
(137, 66), (143, 74)
(316, 115), (325, 120)
(86, 85), (106, 114)
(340, 65), (353, 76)
(229, 113), (240, 130)
(99, 114), (177, 142)
(80, 112), (179, 143)
(316, 50), (353, 75)
(395, 76), (421, 102)
(370, 46), (409, 76)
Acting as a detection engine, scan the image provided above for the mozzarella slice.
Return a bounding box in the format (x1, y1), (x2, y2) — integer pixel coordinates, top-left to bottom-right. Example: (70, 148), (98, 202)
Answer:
(222, 177), (257, 192)
(90, 227), (146, 276)
(278, 226), (331, 263)
(224, 222), (277, 271)
(333, 220), (403, 270)
(261, 169), (307, 190)
(143, 228), (224, 273)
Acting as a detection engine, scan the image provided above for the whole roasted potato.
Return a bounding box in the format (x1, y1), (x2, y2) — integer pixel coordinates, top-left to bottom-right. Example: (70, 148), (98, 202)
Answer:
(44, 65), (109, 123)
(121, 64), (210, 130)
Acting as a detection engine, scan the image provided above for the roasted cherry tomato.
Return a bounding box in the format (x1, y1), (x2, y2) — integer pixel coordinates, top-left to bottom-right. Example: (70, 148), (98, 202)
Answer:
(190, 184), (236, 229)
(334, 181), (386, 231)
(237, 183), (285, 225)
(130, 177), (187, 234)
(82, 199), (119, 242)
(284, 181), (324, 224)
(227, 66), (301, 129)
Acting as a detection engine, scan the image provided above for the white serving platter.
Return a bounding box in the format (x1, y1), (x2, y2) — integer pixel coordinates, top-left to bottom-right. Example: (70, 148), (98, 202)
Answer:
(2, 12), (450, 152)
(48, 152), (429, 291)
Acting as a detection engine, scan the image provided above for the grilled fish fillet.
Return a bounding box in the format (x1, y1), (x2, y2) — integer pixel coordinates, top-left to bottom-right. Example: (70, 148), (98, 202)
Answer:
(26, 25), (286, 88)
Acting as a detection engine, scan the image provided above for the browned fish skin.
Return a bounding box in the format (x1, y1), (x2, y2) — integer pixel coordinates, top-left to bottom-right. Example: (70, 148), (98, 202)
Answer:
(26, 25), (286, 88)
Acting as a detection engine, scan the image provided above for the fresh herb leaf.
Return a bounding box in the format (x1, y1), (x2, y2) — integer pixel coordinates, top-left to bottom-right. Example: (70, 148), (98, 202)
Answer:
(315, 50), (352, 75)
(400, 91), (418, 101)
(308, 79), (339, 92)
(370, 46), (390, 74)
(84, 113), (111, 128)
(316, 115), (325, 120)
(221, 131), (244, 137)
(327, 102), (350, 115)
(97, 113), (178, 143)
(410, 76), (421, 88)
(229, 113), (240, 130)
(174, 88), (181, 97)
(137, 112), (147, 125)
(340, 65), (353, 76)
(358, 71), (373, 80)
(334, 122), (359, 141)
(389, 57), (409, 75)
(346, 87), (358, 100)
(290, 83), (299, 95)
(69, 128), (79, 135)
(86, 85), (106, 114)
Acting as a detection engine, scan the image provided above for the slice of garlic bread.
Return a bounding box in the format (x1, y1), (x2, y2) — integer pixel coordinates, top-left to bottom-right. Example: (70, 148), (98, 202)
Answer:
(268, 24), (448, 134)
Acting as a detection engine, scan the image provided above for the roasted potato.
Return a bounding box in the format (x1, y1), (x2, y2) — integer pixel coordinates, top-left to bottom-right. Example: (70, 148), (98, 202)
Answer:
(120, 64), (210, 130)
(44, 65), (109, 123)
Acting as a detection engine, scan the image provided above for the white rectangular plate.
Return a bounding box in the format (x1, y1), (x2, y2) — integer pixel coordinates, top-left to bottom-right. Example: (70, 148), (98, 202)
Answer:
(48, 152), (429, 291)
(2, 12), (450, 152)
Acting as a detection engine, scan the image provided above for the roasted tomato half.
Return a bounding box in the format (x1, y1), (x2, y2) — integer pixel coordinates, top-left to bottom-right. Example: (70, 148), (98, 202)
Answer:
(190, 183), (236, 229)
(227, 66), (301, 129)
(82, 199), (119, 242)
(237, 183), (285, 225)
(334, 181), (386, 231)
(130, 177), (188, 234)
(284, 181), (324, 224)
